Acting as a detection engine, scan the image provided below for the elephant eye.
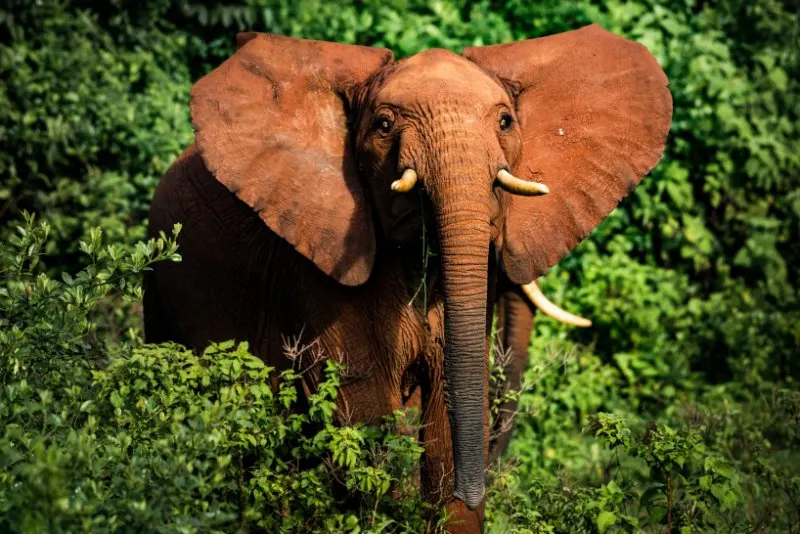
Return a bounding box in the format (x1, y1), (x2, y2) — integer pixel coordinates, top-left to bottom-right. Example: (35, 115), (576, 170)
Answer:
(373, 116), (394, 135)
(499, 113), (513, 131)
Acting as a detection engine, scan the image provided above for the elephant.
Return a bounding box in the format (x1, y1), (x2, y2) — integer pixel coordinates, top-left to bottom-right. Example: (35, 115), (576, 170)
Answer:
(489, 277), (591, 463)
(144, 24), (671, 532)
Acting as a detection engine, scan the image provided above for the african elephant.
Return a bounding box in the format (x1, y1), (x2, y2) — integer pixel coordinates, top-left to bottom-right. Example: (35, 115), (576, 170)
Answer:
(489, 277), (591, 463)
(144, 24), (671, 532)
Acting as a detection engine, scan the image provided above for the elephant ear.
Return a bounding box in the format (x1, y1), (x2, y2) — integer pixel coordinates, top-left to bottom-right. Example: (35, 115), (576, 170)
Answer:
(191, 33), (393, 286)
(464, 24), (672, 284)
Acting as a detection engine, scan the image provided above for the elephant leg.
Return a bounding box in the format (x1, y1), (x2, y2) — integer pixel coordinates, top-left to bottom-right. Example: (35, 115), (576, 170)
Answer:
(489, 287), (535, 463)
(419, 342), (488, 533)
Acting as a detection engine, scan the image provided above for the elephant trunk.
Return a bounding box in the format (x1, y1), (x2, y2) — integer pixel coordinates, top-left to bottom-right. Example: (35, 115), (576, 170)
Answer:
(433, 183), (491, 510)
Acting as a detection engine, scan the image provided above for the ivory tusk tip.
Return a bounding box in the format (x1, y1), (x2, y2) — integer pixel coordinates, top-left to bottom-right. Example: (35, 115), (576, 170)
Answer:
(521, 280), (592, 328)
(497, 169), (549, 196)
(390, 169), (418, 193)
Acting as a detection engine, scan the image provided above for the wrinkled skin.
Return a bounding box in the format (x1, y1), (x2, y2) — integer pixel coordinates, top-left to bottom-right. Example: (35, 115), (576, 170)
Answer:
(145, 25), (671, 532)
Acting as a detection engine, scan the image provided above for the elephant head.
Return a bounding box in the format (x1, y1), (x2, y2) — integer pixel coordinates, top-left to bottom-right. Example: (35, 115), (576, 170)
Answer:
(189, 25), (672, 509)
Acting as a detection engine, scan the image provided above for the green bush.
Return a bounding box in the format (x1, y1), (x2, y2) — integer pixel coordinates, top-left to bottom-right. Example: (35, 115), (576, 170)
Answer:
(0, 216), (436, 532)
(486, 340), (800, 532)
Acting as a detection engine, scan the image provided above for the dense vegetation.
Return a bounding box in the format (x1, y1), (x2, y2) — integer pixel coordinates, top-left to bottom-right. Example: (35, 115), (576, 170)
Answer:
(1, 0), (797, 532)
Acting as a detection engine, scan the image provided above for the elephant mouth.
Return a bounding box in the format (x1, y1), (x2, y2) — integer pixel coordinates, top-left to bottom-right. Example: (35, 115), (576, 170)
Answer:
(387, 196), (437, 247)
(389, 210), (420, 237)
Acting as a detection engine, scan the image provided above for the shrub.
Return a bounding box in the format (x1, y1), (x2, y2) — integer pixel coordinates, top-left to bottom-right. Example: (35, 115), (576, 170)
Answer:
(486, 342), (800, 533)
(0, 217), (436, 533)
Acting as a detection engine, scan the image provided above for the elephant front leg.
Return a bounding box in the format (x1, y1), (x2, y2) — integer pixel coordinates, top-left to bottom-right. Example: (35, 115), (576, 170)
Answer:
(489, 287), (535, 463)
(419, 346), (488, 533)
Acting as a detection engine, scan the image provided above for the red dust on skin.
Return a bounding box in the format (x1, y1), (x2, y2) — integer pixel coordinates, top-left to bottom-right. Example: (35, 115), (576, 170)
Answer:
(357, 49), (524, 250)
(147, 23), (671, 533)
(377, 49), (511, 110)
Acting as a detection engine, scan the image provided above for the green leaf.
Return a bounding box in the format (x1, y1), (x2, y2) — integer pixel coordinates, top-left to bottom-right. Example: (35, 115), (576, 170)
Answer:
(596, 511), (618, 533)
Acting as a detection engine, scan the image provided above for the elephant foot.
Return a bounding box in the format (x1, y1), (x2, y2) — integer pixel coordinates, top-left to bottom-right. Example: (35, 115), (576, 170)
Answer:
(443, 499), (484, 534)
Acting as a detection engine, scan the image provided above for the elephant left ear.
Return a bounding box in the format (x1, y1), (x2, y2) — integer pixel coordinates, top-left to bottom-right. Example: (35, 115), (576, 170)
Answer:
(190, 33), (393, 286)
(464, 24), (672, 284)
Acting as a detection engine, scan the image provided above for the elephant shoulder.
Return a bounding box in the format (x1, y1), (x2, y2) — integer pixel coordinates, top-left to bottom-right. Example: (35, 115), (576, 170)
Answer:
(156, 144), (214, 199)
(149, 144), (236, 235)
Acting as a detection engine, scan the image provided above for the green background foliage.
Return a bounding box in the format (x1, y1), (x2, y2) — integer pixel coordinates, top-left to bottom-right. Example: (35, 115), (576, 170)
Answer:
(1, 0), (798, 531)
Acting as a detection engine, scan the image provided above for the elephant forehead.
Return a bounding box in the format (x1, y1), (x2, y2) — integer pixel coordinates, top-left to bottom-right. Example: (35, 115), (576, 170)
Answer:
(377, 49), (508, 108)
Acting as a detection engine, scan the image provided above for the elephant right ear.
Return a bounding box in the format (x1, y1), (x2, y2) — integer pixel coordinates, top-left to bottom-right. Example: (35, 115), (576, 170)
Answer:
(464, 25), (672, 284)
(191, 33), (393, 286)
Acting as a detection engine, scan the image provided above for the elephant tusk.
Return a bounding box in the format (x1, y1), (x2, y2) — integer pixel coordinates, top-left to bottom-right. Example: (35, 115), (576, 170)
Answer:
(496, 169), (549, 196)
(521, 280), (592, 327)
(391, 168), (418, 192)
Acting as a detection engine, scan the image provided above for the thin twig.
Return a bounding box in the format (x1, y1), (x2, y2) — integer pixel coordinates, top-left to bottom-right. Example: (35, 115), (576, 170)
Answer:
(667, 473), (672, 534)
